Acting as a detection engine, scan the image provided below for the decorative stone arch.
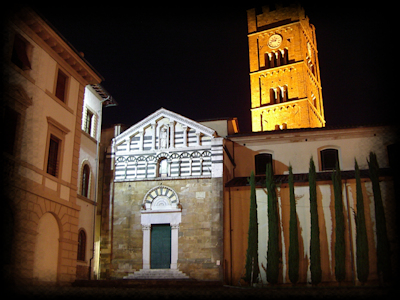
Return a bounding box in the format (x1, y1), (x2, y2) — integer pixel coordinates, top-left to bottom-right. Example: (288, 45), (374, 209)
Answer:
(140, 185), (182, 270)
(33, 212), (62, 283)
(142, 185), (179, 210)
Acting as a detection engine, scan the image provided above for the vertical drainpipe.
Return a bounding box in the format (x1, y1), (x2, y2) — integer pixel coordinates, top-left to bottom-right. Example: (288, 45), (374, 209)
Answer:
(229, 186), (233, 286)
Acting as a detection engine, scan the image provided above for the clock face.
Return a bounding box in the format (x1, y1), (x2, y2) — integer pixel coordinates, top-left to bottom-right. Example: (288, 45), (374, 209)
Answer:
(268, 34), (282, 49)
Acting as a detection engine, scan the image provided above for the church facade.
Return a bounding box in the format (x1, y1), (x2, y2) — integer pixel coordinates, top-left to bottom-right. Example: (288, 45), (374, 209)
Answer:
(102, 108), (226, 280)
(2, 7), (105, 285)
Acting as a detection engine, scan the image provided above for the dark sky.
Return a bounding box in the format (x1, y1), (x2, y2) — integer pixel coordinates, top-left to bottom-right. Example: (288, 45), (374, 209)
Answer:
(34, 2), (393, 133)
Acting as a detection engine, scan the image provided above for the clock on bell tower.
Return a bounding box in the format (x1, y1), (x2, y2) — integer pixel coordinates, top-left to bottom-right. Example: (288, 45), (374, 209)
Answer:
(247, 3), (325, 132)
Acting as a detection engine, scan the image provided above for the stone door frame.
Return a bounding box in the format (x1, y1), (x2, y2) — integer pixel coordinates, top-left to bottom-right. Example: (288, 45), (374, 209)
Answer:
(140, 185), (181, 270)
(141, 212), (181, 269)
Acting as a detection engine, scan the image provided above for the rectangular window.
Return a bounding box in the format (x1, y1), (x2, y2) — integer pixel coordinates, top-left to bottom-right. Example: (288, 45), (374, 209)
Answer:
(255, 153), (273, 175)
(320, 148), (339, 171)
(11, 34), (32, 71)
(84, 110), (94, 135)
(47, 135), (61, 177)
(55, 69), (68, 102)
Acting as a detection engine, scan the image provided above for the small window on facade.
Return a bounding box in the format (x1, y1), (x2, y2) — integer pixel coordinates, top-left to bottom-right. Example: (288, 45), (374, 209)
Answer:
(158, 158), (169, 177)
(255, 153), (273, 175)
(11, 34), (31, 70)
(47, 135), (61, 177)
(320, 148), (339, 171)
(77, 230), (86, 261)
(84, 110), (94, 135)
(81, 164), (90, 198)
(55, 69), (68, 102)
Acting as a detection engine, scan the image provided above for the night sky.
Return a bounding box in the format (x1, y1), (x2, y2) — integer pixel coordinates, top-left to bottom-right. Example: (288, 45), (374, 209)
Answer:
(34, 2), (393, 133)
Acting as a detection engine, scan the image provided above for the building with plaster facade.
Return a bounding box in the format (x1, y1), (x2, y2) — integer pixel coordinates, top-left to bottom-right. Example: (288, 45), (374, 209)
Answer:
(224, 125), (397, 285)
(2, 7), (108, 285)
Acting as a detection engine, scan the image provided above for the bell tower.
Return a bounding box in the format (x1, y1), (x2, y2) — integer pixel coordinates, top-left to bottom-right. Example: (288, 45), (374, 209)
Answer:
(247, 3), (325, 132)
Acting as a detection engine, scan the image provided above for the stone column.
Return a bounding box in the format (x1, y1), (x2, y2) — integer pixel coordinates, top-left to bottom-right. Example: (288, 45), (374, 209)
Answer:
(196, 131), (201, 146)
(142, 224), (151, 269)
(199, 158), (203, 175)
(139, 130), (144, 151)
(170, 224), (179, 269)
(169, 121), (175, 148)
(151, 123), (157, 150)
(182, 126), (188, 147)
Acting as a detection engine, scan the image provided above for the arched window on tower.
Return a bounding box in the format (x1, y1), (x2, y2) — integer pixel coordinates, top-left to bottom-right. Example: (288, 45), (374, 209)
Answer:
(282, 85), (288, 102)
(264, 52), (271, 69)
(282, 48), (288, 65)
(276, 87), (282, 103)
(275, 51), (281, 67)
(81, 164), (90, 198)
(270, 88), (276, 104)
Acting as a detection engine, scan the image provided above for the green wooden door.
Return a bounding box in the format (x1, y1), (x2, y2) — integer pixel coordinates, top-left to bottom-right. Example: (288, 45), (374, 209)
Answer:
(151, 224), (171, 269)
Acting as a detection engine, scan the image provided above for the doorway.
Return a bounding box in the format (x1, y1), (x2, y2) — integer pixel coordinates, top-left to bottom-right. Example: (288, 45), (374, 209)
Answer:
(33, 212), (59, 282)
(150, 224), (171, 269)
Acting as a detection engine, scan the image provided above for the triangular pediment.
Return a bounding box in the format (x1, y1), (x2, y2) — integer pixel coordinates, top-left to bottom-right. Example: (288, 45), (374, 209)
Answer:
(114, 108), (216, 146)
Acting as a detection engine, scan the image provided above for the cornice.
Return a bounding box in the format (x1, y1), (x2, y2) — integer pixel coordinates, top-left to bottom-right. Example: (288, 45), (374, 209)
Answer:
(114, 108), (217, 143)
(250, 61), (303, 76)
(12, 7), (103, 85)
(247, 21), (300, 38)
(229, 125), (394, 146)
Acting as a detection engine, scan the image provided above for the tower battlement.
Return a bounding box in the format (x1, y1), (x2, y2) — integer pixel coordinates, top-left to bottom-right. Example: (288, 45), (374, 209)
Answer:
(247, 3), (305, 34)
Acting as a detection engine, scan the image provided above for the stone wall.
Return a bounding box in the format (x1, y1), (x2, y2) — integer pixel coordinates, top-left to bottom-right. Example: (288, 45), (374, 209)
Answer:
(111, 177), (223, 281)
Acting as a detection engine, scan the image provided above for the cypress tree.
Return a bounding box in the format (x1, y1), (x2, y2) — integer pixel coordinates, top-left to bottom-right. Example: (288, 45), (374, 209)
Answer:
(309, 157), (322, 285)
(332, 162), (345, 283)
(266, 163), (280, 284)
(288, 164), (299, 284)
(368, 152), (391, 283)
(243, 171), (259, 284)
(354, 159), (369, 284)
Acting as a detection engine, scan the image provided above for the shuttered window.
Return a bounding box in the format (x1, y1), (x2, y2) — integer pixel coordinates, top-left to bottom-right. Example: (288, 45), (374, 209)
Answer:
(47, 135), (61, 177)
(320, 148), (339, 171)
(55, 69), (68, 102)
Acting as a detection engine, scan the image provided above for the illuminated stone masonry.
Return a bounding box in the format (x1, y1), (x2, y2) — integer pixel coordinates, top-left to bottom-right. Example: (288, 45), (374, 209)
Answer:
(247, 3), (325, 132)
(110, 108), (224, 280)
(113, 108), (224, 181)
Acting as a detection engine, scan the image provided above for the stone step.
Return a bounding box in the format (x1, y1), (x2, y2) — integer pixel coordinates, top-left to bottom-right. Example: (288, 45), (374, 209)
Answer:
(123, 269), (190, 280)
(72, 279), (223, 288)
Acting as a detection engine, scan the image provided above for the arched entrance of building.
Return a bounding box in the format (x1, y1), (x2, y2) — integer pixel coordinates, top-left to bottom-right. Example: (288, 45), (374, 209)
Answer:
(141, 185), (181, 270)
(33, 212), (60, 283)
